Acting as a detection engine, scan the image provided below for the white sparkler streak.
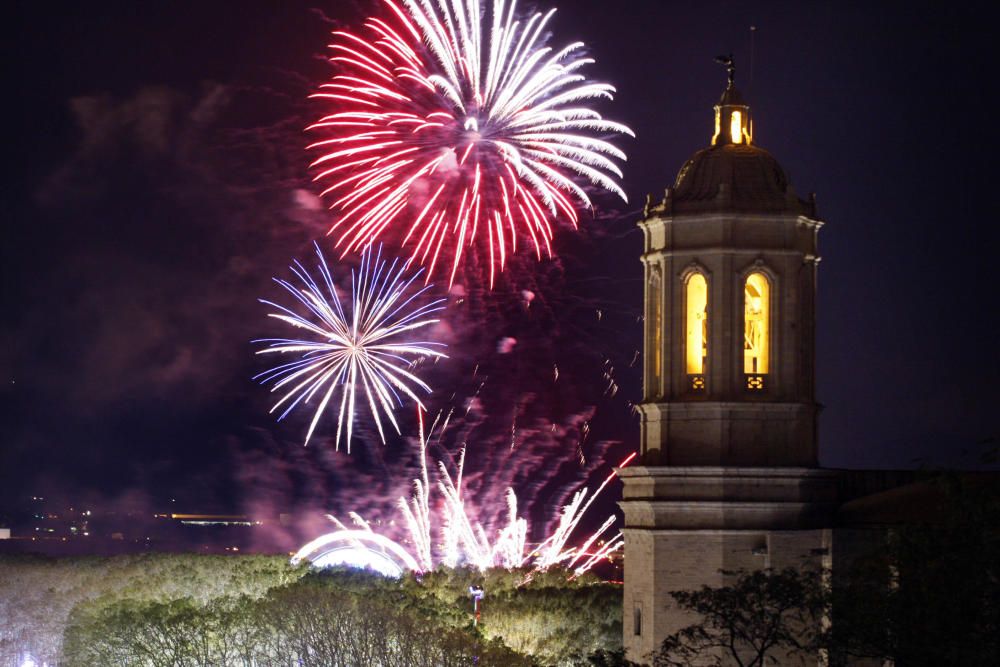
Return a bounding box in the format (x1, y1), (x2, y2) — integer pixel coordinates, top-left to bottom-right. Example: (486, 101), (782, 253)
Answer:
(530, 486), (589, 568)
(297, 409), (637, 577)
(566, 515), (617, 569)
(397, 408), (435, 570)
(572, 532), (625, 579)
(492, 488), (528, 568)
(254, 242), (447, 449)
(530, 450), (637, 568)
(437, 457), (494, 570)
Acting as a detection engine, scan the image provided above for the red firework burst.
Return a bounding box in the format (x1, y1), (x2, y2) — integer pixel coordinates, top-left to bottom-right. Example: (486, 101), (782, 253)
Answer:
(308, 0), (632, 286)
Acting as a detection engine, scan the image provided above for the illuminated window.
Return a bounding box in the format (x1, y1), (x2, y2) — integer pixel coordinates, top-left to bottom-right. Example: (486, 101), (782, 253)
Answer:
(685, 273), (708, 376)
(731, 110), (743, 144)
(713, 109), (721, 145)
(743, 272), (770, 376)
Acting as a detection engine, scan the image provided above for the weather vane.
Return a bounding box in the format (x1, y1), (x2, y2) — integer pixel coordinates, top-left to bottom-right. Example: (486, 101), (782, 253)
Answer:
(715, 53), (736, 87)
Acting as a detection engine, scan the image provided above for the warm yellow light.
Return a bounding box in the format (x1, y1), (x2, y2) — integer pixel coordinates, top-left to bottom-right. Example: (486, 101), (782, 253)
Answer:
(744, 272), (769, 374)
(713, 109), (721, 145)
(730, 110), (743, 144)
(685, 273), (708, 374)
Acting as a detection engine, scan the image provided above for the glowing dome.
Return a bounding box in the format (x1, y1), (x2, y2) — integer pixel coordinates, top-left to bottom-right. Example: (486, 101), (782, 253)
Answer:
(291, 529), (420, 578)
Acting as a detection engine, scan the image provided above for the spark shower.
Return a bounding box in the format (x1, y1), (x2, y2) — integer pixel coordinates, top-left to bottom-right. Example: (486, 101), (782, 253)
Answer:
(256, 0), (633, 574)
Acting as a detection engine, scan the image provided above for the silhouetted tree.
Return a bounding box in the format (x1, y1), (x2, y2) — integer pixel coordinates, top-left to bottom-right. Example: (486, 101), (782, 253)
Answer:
(652, 568), (825, 667)
(587, 647), (640, 666)
(822, 475), (1000, 666)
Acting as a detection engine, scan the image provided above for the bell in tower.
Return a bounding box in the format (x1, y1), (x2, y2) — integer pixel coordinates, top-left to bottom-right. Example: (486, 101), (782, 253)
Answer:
(620, 58), (839, 663)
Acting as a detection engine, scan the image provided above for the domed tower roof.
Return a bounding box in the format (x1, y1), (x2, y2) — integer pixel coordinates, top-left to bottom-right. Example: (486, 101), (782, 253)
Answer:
(671, 144), (813, 215)
(654, 58), (817, 218)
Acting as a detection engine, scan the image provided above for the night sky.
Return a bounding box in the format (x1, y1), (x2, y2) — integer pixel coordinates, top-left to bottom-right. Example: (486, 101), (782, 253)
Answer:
(3, 1), (997, 533)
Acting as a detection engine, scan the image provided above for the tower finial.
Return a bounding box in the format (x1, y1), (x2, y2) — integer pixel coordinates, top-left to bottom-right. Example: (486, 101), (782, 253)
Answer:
(710, 54), (751, 146)
(714, 53), (736, 88)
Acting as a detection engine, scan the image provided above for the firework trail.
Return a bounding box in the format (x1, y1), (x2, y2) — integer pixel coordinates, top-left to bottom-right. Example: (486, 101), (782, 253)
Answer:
(254, 242), (447, 449)
(310, 0), (633, 285)
(294, 408), (636, 577)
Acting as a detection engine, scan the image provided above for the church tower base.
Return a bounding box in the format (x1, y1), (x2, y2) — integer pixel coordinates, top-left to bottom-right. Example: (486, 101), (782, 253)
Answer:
(619, 466), (839, 661)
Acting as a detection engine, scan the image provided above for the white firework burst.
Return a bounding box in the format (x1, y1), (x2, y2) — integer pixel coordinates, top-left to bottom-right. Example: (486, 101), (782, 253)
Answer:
(255, 243), (447, 449)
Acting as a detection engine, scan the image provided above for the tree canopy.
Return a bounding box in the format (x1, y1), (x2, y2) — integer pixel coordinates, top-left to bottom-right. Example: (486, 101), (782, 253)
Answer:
(0, 554), (623, 666)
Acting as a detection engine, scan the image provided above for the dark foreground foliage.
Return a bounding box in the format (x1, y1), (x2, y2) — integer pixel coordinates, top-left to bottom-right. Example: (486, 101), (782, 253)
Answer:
(649, 474), (1000, 667)
(652, 568), (824, 667)
(823, 474), (1000, 666)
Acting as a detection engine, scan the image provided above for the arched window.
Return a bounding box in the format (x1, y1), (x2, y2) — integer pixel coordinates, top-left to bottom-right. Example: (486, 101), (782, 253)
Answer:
(744, 272), (770, 388)
(730, 110), (743, 144)
(685, 273), (708, 389)
(649, 266), (663, 395)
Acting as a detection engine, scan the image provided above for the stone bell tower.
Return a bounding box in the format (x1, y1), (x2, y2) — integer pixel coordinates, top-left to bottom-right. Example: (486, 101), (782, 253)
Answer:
(638, 60), (822, 468)
(620, 60), (838, 663)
